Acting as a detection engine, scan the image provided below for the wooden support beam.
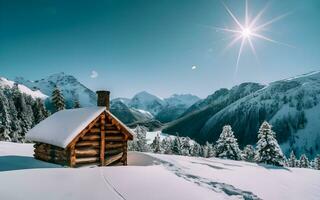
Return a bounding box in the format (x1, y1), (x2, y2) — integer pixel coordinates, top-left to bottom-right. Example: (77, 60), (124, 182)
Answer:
(100, 114), (106, 166)
(105, 152), (123, 166)
(70, 145), (76, 167)
(105, 136), (125, 142)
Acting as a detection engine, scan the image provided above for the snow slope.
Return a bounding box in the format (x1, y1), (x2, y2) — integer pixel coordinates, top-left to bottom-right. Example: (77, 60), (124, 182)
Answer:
(0, 141), (319, 200)
(0, 77), (47, 99)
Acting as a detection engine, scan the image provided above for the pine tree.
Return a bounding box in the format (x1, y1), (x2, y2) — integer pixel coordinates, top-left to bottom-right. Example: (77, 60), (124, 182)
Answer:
(214, 125), (242, 160)
(73, 99), (81, 108)
(181, 137), (191, 156)
(288, 151), (297, 167)
(299, 154), (309, 168)
(161, 137), (173, 154)
(52, 86), (65, 112)
(0, 89), (12, 141)
(255, 121), (285, 166)
(242, 145), (256, 162)
(191, 142), (201, 157)
(314, 155), (320, 170)
(32, 98), (49, 124)
(206, 142), (215, 158)
(150, 133), (161, 153)
(171, 136), (182, 155)
(134, 125), (149, 152)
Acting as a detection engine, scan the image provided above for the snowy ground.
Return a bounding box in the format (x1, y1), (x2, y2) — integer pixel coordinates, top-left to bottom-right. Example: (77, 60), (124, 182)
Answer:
(0, 142), (319, 200)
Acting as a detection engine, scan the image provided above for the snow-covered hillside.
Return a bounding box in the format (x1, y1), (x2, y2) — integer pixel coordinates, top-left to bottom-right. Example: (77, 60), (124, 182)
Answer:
(0, 141), (319, 200)
(15, 72), (96, 108)
(0, 77), (47, 99)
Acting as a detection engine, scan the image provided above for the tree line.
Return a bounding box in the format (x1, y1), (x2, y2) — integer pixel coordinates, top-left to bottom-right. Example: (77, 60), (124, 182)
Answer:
(129, 122), (320, 170)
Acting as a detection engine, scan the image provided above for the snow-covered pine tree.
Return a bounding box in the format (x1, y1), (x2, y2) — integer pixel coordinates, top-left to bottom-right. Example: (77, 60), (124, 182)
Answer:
(181, 137), (191, 156)
(191, 142), (201, 157)
(288, 151), (297, 167)
(134, 125), (149, 152)
(32, 98), (49, 124)
(150, 133), (161, 153)
(171, 136), (182, 155)
(73, 99), (81, 108)
(0, 89), (12, 141)
(161, 137), (173, 154)
(214, 125), (242, 160)
(314, 155), (320, 170)
(199, 145), (208, 158)
(299, 154), (309, 168)
(206, 142), (215, 158)
(242, 145), (256, 162)
(52, 86), (65, 112)
(255, 121), (285, 166)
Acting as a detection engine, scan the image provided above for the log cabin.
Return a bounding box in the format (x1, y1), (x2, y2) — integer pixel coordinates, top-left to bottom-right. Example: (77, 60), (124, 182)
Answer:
(25, 90), (134, 167)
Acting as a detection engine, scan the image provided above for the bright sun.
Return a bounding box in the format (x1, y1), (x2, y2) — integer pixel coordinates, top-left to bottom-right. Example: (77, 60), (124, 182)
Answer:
(212, 0), (292, 74)
(241, 27), (252, 38)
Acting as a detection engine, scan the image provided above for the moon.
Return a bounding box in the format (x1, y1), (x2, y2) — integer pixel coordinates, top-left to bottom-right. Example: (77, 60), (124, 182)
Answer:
(192, 65), (197, 70)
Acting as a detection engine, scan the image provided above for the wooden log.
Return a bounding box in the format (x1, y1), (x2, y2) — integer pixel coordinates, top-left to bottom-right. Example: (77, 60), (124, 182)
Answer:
(89, 128), (100, 133)
(34, 153), (67, 162)
(81, 134), (100, 141)
(105, 143), (125, 150)
(105, 136), (125, 142)
(75, 141), (100, 148)
(100, 114), (106, 166)
(34, 148), (68, 156)
(105, 152), (123, 166)
(105, 148), (123, 156)
(106, 130), (121, 134)
(75, 157), (100, 164)
(75, 149), (99, 157)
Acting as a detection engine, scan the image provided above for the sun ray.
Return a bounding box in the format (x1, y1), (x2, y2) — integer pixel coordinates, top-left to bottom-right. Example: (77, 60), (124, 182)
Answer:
(251, 33), (295, 48)
(249, 3), (270, 29)
(222, 1), (244, 29)
(253, 12), (292, 31)
(245, 0), (249, 27)
(236, 38), (245, 74)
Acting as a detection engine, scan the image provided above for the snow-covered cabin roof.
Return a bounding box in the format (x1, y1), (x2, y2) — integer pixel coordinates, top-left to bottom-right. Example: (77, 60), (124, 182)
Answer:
(26, 107), (106, 148)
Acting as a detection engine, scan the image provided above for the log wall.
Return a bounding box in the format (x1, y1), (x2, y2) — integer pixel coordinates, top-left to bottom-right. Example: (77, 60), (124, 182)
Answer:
(34, 143), (69, 165)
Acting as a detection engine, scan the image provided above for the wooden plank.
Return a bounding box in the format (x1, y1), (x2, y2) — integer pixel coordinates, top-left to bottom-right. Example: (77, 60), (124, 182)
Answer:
(122, 141), (128, 165)
(76, 141), (100, 148)
(100, 114), (106, 166)
(105, 152), (123, 166)
(75, 157), (100, 164)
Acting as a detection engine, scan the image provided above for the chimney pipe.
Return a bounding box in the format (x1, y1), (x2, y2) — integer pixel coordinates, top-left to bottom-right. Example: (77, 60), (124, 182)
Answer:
(96, 90), (110, 110)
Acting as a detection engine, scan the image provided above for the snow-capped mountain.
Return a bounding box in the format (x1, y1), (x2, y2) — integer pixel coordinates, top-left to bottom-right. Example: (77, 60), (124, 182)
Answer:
(0, 77), (47, 99)
(110, 100), (153, 124)
(15, 72), (96, 108)
(129, 91), (166, 115)
(156, 94), (201, 123)
(113, 92), (201, 123)
(164, 71), (320, 158)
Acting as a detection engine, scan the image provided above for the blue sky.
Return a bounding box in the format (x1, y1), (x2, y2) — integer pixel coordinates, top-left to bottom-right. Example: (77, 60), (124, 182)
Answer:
(1, 0), (320, 98)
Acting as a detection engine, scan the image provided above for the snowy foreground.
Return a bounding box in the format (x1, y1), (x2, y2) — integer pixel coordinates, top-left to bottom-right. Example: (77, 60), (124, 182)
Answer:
(0, 142), (319, 200)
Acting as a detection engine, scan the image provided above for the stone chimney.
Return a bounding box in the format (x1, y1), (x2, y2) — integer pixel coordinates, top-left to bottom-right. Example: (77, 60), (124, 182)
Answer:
(96, 90), (110, 110)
